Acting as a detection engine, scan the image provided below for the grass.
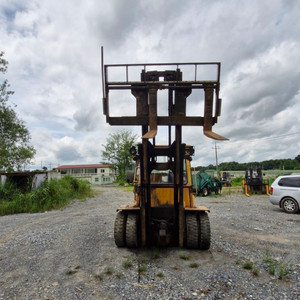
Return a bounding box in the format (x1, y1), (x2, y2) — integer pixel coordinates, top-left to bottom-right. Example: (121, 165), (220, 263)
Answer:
(0, 175), (94, 216)
(263, 249), (277, 276)
(152, 248), (160, 259)
(239, 259), (260, 277)
(94, 274), (103, 281)
(252, 268), (259, 277)
(179, 252), (190, 260)
(189, 262), (199, 268)
(123, 258), (132, 269)
(138, 265), (147, 274)
(105, 267), (113, 275)
(263, 249), (291, 279)
(243, 261), (254, 270)
(278, 263), (291, 279)
(123, 185), (133, 192)
(65, 270), (77, 276)
(156, 272), (164, 278)
(221, 186), (241, 195)
(231, 176), (244, 186)
(115, 273), (123, 279)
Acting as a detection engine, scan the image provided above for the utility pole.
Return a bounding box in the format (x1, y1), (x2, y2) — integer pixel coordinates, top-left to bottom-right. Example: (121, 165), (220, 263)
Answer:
(212, 142), (220, 177)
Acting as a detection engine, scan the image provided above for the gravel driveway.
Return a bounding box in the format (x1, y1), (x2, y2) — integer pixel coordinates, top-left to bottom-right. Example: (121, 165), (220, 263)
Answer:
(0, 185), (300, 299)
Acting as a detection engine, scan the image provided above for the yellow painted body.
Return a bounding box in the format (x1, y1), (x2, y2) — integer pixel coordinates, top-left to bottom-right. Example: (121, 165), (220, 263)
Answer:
(150, 186), (194, 207)
(133, 159), (196, 208)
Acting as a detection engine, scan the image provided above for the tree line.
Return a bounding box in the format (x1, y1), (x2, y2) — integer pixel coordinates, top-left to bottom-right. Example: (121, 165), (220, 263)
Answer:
(197, 155), (300, 171)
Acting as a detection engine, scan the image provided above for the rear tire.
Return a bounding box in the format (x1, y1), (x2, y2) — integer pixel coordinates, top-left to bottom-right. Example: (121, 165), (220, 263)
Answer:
(114, 211), (127, 247)
(126, 214), (139, 247)
(186, 214), (198, 249)
(198, 213), (211, 250)
(282, 198), (299, 214)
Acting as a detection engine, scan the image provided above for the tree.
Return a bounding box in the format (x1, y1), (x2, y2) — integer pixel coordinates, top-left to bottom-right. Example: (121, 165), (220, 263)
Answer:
(101, 129), (138, 183)
(0, 51), (35, 171)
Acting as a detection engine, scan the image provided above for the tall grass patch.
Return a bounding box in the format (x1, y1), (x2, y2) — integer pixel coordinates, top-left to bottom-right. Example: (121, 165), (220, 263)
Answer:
(231, 176), (244, 186)
(0, 175), (94, 216)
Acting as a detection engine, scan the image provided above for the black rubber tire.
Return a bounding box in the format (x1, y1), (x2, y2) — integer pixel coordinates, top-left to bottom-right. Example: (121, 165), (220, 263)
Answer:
(202, 188), (209, 197)
(282, 198), (299, 214)
(198, 212), (211, 250)
(186, 214), (198, 249)
(126, 214), (139, 248)
(114, 211), (127, 247)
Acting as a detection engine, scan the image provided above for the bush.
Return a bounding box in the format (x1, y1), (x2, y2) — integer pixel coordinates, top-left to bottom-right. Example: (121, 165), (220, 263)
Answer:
(0, 176), (94, 216)
(231, 176), (244, 186)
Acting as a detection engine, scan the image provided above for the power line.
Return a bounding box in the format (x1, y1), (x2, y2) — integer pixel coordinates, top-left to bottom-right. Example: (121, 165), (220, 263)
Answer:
(251, 131), (300, 142)
(222, 131), (300, 145)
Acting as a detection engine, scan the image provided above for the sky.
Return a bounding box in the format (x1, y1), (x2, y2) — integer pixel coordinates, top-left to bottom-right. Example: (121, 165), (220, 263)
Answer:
(0, 0), (300, 170)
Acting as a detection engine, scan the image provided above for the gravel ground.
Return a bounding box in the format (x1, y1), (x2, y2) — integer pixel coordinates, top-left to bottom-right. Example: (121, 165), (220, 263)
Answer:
(0, 185), (300, 300)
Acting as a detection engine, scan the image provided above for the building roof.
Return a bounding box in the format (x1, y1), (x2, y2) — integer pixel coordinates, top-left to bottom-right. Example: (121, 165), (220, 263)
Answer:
(56, 164), (110, 170)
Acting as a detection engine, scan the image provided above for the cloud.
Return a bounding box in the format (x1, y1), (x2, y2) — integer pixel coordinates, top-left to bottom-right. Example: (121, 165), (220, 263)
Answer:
(56, 145), (82, 163)
(0, 0), (300, 169)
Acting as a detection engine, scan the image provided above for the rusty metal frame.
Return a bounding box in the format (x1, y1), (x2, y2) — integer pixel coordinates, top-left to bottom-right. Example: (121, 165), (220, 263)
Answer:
(101, 48), (226, 140)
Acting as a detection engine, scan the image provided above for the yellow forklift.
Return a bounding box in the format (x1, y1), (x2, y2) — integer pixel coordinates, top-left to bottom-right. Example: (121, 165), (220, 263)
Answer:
(243, 166), (270, 196)
(101, 47), (227, 249)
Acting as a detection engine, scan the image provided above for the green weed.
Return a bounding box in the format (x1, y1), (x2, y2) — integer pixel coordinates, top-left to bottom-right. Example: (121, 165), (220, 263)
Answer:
(252, 268), (259, 276)
(105, 267), (113, 275)
(94, 275), (103, 281)
(123, 258), (132, 269)
(278, 263), (291, 280)
(263, 249), (291, 279)
(189, 262), (199, 268)
(138, 265), (147, 274)
(65, 270), (77, 276)
(115, 273), (123, 279)
(231, 176), (244, 186)
(179, 253), (190, 260)
(243, 261), (254, 270)
(156, 272), (164, 278)
(0, 175), (94, 216)
(152, 248), (160, 259)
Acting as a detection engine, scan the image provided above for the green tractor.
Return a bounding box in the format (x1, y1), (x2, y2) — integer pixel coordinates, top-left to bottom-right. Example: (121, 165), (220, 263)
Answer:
(192, 171), (222, 196)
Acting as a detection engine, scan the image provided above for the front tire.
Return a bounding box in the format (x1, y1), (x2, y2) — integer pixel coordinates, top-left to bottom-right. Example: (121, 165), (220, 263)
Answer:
(114, 211), (127, 247)
(282, 198), (299, 214)
(186, 214), (198, 249)
(198, 212), (211, 250)
(126, 214), (139, 247)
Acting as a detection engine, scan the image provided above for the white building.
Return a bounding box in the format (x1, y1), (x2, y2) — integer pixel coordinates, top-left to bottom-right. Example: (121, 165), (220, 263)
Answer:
(55, 164), (116, 185)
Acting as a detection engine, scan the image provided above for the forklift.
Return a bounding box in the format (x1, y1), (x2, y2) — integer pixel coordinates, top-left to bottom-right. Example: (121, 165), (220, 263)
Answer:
(243, 166), (270, 196)
(101, 47), (227, 249)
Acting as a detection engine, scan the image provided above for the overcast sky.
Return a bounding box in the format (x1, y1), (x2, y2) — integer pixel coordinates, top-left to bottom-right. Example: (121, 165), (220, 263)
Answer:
(1, 0), (300, 170)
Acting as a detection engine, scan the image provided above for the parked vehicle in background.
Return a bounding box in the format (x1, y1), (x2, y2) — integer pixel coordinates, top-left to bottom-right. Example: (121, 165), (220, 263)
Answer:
(269, 174), (300, 213)
(243, 166), (270, 196)
(221, 171), (232, 186)
(192, 171), (222, 196)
